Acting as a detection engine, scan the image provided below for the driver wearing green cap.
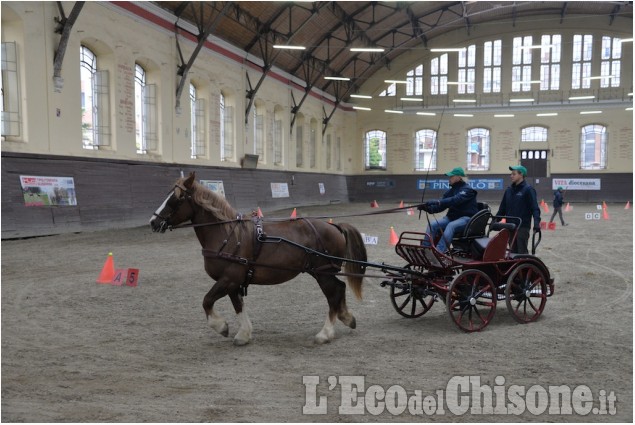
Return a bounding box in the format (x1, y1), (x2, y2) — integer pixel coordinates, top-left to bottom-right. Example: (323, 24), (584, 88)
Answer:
(418, 166), (479, 254)
(496, 165), (541, 254)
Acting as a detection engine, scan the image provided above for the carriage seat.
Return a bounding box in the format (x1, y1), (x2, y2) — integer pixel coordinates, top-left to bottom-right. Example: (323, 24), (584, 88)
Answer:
(452, 203), (491, 252)
(470, 222), (517, 261)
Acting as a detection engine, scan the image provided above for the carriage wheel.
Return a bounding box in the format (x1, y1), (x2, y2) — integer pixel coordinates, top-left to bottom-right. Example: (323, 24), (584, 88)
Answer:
(390, 282), (435, 319)
(446, 269), (496, 332)
(505, 263), (548, 323)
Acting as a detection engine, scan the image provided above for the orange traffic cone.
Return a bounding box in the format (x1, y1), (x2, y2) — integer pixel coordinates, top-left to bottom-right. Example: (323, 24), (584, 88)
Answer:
(603, 205), (610, 220)
(564, 202), (572, 212)
(290, 208), (297, 219)
(625, 201), (631, 210)
(97, 252), (115, 284)
(399, 200), (404, 208)
(541, 200), (549, 214)
(371, 200), (379, 208)
(389, 226), (399, 246)
(602, 201), (607, 210)
(257, 207), (264, 218)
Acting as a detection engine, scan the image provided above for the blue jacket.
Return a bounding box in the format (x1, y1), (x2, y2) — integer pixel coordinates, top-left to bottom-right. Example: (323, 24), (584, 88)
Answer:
(426, 180), (479, 221)
(496, 180), (541, 229)
(553, 190), (564, 208)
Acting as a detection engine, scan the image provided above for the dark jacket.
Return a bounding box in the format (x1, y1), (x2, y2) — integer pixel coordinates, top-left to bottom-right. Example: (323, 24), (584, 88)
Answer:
(426, 180), (479, 221)
(553, 190), (564, 208)
(496, 180), (541, 229)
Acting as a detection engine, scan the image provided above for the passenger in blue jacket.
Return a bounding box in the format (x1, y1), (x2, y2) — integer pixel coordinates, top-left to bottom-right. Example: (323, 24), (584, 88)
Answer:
(418, 167), (479, 253)
(496, 165), (542, 254)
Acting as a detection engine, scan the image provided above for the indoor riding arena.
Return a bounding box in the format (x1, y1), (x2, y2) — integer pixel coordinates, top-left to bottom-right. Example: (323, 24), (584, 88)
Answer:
(2, 1), (632, 422)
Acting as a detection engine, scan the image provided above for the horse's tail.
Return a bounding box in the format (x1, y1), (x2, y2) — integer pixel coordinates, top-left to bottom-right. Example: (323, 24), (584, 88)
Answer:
(338, 222), (367, 300)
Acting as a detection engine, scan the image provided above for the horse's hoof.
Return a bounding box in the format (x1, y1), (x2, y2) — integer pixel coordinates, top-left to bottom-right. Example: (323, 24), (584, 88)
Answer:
(349, 317), (357, 329)
(314, 335), (331, 345)
(221, 327), (229, 338)
(233, 337), (250, 346)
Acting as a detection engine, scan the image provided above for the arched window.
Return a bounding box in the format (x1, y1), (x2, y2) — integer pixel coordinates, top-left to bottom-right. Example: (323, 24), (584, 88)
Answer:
(134, 64), (157, 154)
(1, 41), (20, 137)
(253, 103), (264, 161)
(521, 126), (548, 142)
(580, 124), (607, 170)
(466, 128), (490, 171)
(414, 129), (437, 171)
(295, 114), (304, 167)
(309, 118), (317, 168)
(273, 106), (283, 165)
(365, 130), (387, 170)
(81, 45), (110, 149)
(325, 133), (332, 170)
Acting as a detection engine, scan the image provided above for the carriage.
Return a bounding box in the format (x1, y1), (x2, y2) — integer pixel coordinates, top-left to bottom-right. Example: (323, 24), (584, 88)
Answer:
(380, 204), (555, 332)
(151, 173), (555, 344)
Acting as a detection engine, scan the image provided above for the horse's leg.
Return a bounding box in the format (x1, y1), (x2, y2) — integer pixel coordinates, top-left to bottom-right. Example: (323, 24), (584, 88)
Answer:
(203, 280), (230, 337)
(228, 289), (252, 346)
(314, 274), (355, 344)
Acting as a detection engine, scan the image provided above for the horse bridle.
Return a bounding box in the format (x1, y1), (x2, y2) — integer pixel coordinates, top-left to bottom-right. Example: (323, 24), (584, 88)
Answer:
(151, 184), (193, 232)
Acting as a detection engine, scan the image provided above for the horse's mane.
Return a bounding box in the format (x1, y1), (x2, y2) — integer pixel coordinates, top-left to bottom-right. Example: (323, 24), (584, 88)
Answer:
(184, 180), (238, 222)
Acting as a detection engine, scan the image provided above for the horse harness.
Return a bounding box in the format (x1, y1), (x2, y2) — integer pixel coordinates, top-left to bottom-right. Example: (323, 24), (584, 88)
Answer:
(201, 216), (342, 297)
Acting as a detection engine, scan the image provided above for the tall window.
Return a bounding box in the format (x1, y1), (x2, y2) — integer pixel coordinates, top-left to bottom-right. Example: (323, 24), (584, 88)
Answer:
(81, 45), (110, 149)
(379, 82), (396, 97)
(521, 126), (548, 142)
(601, 36), (621, 87)
(190, 84), (205, 158)
(430, 54), (448, 95)
(414, 129), (437, 171)
(325, 133), (332, 170)
(540, 35), (561, 90)
(512, 36), (532, 92)
(580, 124), (607, 170)
(483, 40), (501, 93)
(273, 107), (283, 165)
(336, 136), (341, 171)
(1, 41), (20, 137)
(466, 128), (490, 171)
(572, 34), (593, 89)
(220, 92), (233, 161)
(406, 64), (423, 96)
(365, 130), (387, 170)
(295, 115), (304, 167)
(253, 105), (264, 160)
(309, 119), (317, 168)
(458, 45), (476, 94)
(134, 64), (157, 154)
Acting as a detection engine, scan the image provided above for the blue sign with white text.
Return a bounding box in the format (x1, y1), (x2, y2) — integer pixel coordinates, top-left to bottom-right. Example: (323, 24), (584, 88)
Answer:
(418, 178), (504, 191)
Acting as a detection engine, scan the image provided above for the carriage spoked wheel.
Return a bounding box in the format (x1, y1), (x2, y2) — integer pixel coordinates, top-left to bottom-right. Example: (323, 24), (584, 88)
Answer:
(446, 269), (497, 332)
(389, 280), (435, 319)
(504, 263), (548, 323)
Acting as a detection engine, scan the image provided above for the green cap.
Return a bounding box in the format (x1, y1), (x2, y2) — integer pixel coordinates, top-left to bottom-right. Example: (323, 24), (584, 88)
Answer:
(509, 165), (527, 176)
(557, 186), (564, 191)
(445, 167), (466, 177)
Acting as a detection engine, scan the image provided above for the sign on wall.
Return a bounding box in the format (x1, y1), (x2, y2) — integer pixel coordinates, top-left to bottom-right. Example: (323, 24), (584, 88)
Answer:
(199, 180), (226, 197)
(19, 175), (77, 207)
(552, 178), (601, 190)
(418, 178), (504, 191)
(271, 182), (290, 198)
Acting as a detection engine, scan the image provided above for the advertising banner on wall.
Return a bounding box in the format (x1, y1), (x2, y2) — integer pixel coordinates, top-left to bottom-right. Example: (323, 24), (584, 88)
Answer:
(552, 178), (601, 190)
(418, 178), (504, 191)
(19, 175), (77, 207)
(271, 182), (290, 198)
(199, 180), (226, 197)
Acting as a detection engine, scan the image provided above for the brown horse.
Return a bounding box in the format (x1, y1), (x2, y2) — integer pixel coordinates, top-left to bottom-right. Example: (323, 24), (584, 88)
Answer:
(149, 172), (367, 345)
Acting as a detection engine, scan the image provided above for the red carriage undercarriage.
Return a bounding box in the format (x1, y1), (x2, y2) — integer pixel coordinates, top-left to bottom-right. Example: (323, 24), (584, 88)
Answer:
(381, 206), (555, 332)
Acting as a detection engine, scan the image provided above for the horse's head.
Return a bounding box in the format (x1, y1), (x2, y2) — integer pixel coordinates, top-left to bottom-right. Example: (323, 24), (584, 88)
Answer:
(150, 172), (196, 233)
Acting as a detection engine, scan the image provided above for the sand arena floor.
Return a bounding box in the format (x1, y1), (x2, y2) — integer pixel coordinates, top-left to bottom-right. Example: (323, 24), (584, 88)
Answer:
(1, 202), (632, 422)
